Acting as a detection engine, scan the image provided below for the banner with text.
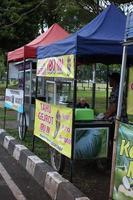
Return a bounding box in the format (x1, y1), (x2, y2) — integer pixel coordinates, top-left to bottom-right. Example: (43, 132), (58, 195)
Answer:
(113, 123), (133, 200)
(34, 100), (73, 158)
(127, 66), (133, 115)
(37, 54), (74, 79)
(5, 89), (24, 113)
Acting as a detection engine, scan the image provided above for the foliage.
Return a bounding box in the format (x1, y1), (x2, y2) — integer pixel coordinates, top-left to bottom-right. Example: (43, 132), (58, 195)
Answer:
(0, 0), (42, 51)
(0, 0), (133, 52)
(0, 51), (6, 79)
(77, 64), (120, 83)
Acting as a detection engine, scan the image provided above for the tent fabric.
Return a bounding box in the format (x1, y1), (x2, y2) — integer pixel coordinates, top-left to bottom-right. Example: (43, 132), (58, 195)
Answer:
(37, 5), (133, 64)
(8, 23), (69, 62)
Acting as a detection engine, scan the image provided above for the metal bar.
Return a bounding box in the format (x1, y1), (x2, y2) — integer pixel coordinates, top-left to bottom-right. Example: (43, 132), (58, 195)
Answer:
(106, 65), (109, 110)
(70, 56), (77, 182)
(70, 159), (74, 183)
(32, 63), (38, 153)
(30, 62), (32, 105)
(92, 64), (96, 109)
(109, 45), (127, 199)
(22, 59), (26, 135)
(54, 80), (56, 104)
(123, 40), (133, 46)
(117, 46), (127, 118)
(35, 76), (38, 99)
(3, 54), (9, 129)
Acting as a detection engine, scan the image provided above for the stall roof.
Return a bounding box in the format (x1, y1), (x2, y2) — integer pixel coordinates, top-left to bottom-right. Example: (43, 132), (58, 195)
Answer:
(37, 5), (133, 64)
(8, 23), (69, 62)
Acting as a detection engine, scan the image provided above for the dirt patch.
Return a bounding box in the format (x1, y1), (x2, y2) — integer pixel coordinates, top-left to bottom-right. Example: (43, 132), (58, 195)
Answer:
(62, 159), (111, 200)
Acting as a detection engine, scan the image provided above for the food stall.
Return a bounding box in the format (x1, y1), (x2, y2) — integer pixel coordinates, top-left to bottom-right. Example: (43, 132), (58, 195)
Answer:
(33, 4), (133, 176)
(4, 24), (69, 140)
(109, 12), (133, 200)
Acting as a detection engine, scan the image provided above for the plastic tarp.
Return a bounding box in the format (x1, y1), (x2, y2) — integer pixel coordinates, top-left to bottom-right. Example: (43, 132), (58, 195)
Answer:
(8, 23), (69, 62)
(37, 5), (133, 64)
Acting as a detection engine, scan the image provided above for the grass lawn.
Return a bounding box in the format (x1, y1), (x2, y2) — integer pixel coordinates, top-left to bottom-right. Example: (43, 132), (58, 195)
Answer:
(7, 128), (51, 162)
(0, 108), (17, 121)
(77, 89), (107, 114)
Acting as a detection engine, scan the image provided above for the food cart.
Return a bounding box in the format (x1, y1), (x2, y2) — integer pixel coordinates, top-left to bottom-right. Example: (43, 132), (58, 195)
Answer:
(4, 24), (69, 140)
(4, 60), (45, 139)
(34, 54), (113, 174)
(109, 12), (133, 200)
(33, 5), (128, 175)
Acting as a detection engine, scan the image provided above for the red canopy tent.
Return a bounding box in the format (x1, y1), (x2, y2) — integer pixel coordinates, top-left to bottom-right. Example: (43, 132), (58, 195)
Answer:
(8, 23), (69, 62)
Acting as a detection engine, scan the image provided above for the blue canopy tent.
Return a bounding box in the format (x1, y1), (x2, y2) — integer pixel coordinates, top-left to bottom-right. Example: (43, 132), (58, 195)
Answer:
(37, 4), (133, 64)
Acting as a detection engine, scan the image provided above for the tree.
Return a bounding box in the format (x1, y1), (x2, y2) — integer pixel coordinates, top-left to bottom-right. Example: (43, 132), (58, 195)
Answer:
(75, 0), (133, 14)
(0, 0), (133, 53)
(0, 50), (6, 79)
(0, 0), (43, 51)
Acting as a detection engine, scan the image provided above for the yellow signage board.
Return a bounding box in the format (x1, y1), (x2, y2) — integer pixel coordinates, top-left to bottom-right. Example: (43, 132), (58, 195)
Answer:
(34, 100), (73, 158)
(37, 54), (74, 79)
(127, 67), (133, 115)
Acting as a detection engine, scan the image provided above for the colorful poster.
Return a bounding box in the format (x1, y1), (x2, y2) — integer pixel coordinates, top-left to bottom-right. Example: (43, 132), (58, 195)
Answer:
(127, 67), (133, 115)
(113, 123), (133, 200)
(34, 100), (73, 158)
(37, 54), (74, 79)
(74, 127), (109, 159)
(4, 89), (24, 113)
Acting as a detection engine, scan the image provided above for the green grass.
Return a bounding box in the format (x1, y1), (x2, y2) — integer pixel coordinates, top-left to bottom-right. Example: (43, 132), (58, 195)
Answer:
(0, 81), (19, 95)
(77, 89), (107, 114)
(0, 85), (5, 95)
(0, 108), (17, 121)
(7, 128), (51, 163)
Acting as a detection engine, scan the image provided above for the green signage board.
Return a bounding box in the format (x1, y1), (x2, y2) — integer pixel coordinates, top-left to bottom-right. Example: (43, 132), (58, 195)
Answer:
(113, 123), (133, 200)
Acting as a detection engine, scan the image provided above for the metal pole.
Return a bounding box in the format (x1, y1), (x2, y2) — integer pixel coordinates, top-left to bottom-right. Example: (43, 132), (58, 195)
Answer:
(109, 45), (127, 199)
(70, 56), (77, 182)
(92, 64), (96, 109)
(35, 76), (38, 99)
(32, 63), (38, 152)
(3, 54), (9, 129)
(106, 65), (109, 111)
(22, 59), (26, 135)
(117, 46), (127, 118)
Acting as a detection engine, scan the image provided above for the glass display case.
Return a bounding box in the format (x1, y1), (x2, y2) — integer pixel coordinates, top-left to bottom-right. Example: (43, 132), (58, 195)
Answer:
(46, 79), (72, 106)
(18, 70), (31, 96)
(46, 81), (56, 104)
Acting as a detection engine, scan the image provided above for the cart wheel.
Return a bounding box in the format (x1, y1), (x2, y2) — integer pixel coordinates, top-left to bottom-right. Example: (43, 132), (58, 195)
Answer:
(50, 148), (65, 173)
(18, 113), (27, 140)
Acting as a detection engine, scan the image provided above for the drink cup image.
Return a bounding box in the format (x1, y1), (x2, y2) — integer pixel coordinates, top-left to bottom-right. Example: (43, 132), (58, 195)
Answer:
(53, 110), (61, 139)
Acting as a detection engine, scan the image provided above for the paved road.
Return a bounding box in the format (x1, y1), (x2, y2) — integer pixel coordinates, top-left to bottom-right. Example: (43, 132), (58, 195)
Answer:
(0, 144), (51, 200)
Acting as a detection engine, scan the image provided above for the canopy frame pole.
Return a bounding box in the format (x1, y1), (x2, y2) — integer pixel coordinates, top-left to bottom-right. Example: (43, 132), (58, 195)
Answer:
(106, 65), (109, 111)
(92, 63), (96, 109)
(32, 66), (38, 153)
(3, 54), (9, 129)
(21, 58), (26, 136)
(70, 56), (77, 182)
(109, 45), (127, 199)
